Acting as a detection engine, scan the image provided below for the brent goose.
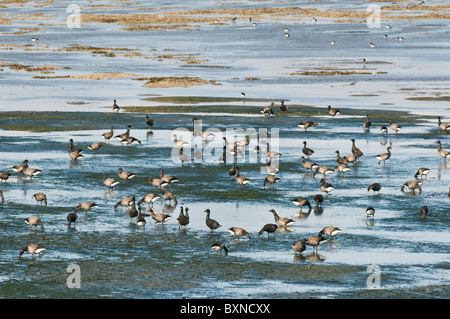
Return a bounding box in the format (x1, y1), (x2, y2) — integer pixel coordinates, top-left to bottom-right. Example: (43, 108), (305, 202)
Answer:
(292, 239), (307, 254)
(24, 217), (44, 230)
(258, 223), (278, 237)
(375, 146), (392, 165)
(205, 209), (221, 232)
(401, 180), (422, 193)
(211, 242), (228, 255)
(319, 226), (341, 239)
(19, 243), (46, 258)
(32, 193), (47, 206)
(112, 99), (120, 113)
(228, 227), (251, 240)
(269, 209), (295, 227)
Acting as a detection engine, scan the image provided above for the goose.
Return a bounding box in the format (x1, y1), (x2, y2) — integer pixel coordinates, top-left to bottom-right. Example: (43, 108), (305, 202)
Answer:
(335, 150), (349, 165)
(201, 130), (215, 141)
(146, 177), (169, 189)
(69, 148), (84, 161)
(24, 217), (44, 230)
(300, 156), (319, 171)
(118, 168), (136, 181)
(437, 116), (449, 132)
(436, 141), (450, 160)
(375, 146), (392, 165)
(0, 171), (11, 183)
(22, 164), (41, 180)
(103, 172), (120, 189)
(121, 136), (141, 146)
(258, 223), (278, 237)
(146, 115), (154, 132)
(228, 162), (236, 176)
(291, 197), (311, 212)
(10, 159), (29, 175)
(401, 180), (422, 193)
(176, 206), (189, 230)
(266, 143), (281, 158)
(241, 91), (246, 97)
(319, 226), (341, 239)
(370, 42), (375, 48)
(19, 243), (46, 258)
(223, 137), (237, 151)
(159, 168), (179, 185)
(314, 194), (324, 207)
(88, 142), (105, 155)
(292, 239), (307, 254)
(279, 101), (287, 112)
(327, 105), (340, 117)
(397, 36), (404, 41)
(366, 206), (375, 218)
(173, 134), (188, 147)
(114, 125), (131, 141)
(102, 126), (114, 143)
(205, 209), (221, 232)
(313, 165), (334, 179)
(211, 242), (228, 255)
(389, 119), (402, 133)
(367, 183), (382, 193)
(228, 227), (251, 240)
(312, 17), (317, 22)
(128, 197), (138, 221)
(448, 186), (450, 200)
(194, 144), (203, 162)
(235, 167), (250, 186)
(330, 40), (336, 45)
(333, 163), (352, 175)
(112, 99), (120, 113)
(67, 207), (79, 227)
(419, 205), (428, 218)
(0, 190), (3, 202)
(69, 139), (83, 154)
(305, 235), (326, 252)
(263, 175), (281, 188)
(261, 104), (273, 117)
(344, 152), (358, 164)
(351, 139), (364, 158)
(138, 193), (160, 207)
(297, 120), (318, 132)
(32, 193), (47, 206)
(135, 206), (146, 227)
(269, 209), (295, 227)
(320, 179), (334, 194)
(363, 115), (371, 130)
(414, 168), (430, 179)
(76, 202), (98, 214)
(161, 190), (177, 204)
(114, 197), (134, 210)
(380, 125), (388, 134)
(266, 159), (279, 176)
(302, 141), (314, 158)
(179, 147), (191, 164)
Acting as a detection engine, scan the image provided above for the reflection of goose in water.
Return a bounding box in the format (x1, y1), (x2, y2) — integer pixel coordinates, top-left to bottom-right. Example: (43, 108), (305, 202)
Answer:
(304, 252), (326, 262)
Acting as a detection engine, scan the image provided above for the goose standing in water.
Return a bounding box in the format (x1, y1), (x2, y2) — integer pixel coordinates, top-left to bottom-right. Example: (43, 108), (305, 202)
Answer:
(228, 227), (251, 240)
(32, 193), (47, 206)
(176, 206), (189, 230)
(291, 197), (311, 213)
(205, 209), (221, 232)
(269, 209), (295, 227)
(375, 146), (392, 165)
(69, 140), (83, 161)
(297, 120), (318, 132)
(211, 242), (228, 255)
(67, 207), (79, 228)
(159, 168), (179, 185)
(335, 150), (349, 165)
(302, 141), (314, 158)
(258, 223), (278, 237)
(88, 142), (105, 155)
(367, 183), (382, 194)
(114, 197), (134, 210)
(103, 172), (120, 189)
(112, 99), (120, 113)
(76, 202), (99, 214)
(121, 136), (141, 146)
(19, 243), (46, 258)
(261, 104), (273, 117)
(0, 171), (11, 183)
(146, 115), (154, 132)
(146, 177), (169, 189)
(128, 197), (138, 221)
(228, 162), (236, 176)
(135, 206), (146, 227)
(313, 165), (334, 179)
(401, 180), (422, 194)
(118, 168), (136, 181)
(350, 139), (364, 159)
(389, 119), (402, 133)
(419, 205), (428, 218)
(10, 159), (29, 177)
(173, 134), (188, 147)
(263, 175), (281, 188)
(235, 167), (250, 186)
(266, 142), (281, 158)
(327, 105), (340, 117)
(366, 206), (375, 218)
(102, 126), (114, 143)
(320, 178), (334, 194)
(292, 239), (307, 254)
(363, 115), (371, 131)
(24, 217), (44, 230)
(436, 141), (450, 160)
(319, 226), (341, 239)
(414, 168), (430, 179)
(138, 193), (160, 207)
(314, 194), (324, 208)
(437, 116), (449, 132)
(161, 190), (177, 205)
(300, 156), (318, 171)
(305, 235), (326, 252)
(114, 125), (131, 141)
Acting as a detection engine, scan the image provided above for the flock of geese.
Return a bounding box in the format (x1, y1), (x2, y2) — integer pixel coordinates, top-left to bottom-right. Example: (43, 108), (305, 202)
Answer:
(1, 99), (449, 259)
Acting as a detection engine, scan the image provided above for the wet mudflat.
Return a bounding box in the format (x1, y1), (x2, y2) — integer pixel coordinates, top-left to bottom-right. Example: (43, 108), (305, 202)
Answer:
(0, 0), (449, 299)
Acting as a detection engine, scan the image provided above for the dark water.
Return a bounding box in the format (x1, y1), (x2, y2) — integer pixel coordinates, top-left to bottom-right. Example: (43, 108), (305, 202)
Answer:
(0, 1), (449, 299)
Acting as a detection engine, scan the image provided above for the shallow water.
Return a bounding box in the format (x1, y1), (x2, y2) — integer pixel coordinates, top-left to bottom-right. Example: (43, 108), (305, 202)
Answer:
(0, 0), (449, 299)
